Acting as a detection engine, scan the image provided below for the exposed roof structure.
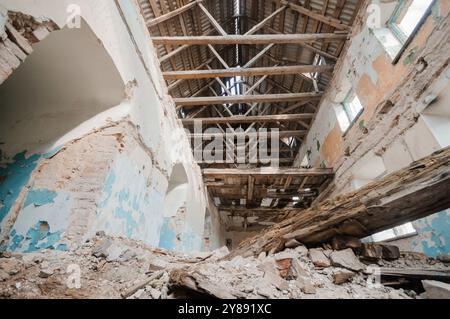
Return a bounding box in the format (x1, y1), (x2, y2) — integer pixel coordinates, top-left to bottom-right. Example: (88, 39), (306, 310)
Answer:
(139, 0), (361, 167)
(138, 0), (362, 230)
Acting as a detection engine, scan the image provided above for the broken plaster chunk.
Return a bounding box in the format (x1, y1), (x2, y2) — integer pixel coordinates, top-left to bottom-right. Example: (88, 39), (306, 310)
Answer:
(296, 277), (316, 294)
(92, 239), (112, 258)
(32, 26), (50, 41)
(0, 258), (22, 275)
(284, 239), (302, 249)
(333, 269), (356, 285)
(422, 280), (450, 299)
(330, 248), (365, 272)
(308, 248), (331, 268)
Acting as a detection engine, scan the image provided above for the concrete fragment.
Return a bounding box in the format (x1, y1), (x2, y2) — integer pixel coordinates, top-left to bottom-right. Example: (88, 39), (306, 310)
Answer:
(211, 246), (230, 259)
(92, 239), (112, 258)
(32, 26), (50, 41)
(296, 277), (316, 294)
(0, 269), (8, 282)
(149, 287), (162, 299)
(148, 259), (168, 272)
(0, 258), (22, 275)
(295, 245), (308, 256)
(119, 249), (137, 262)
(333, 269), (356, 285)
(38, 261), (55, 278)
(285, 239), (302, 249)
(106, 245), (124, 262)
(308, 248), (330, 268)
(422, 280), (450, 299)
(258, 260), (289, 291)
(330, 249), (365, 272)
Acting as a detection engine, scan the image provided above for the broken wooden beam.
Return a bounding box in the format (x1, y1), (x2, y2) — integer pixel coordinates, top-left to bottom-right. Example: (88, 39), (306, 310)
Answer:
(163, 65), (334, 80)
(226, 147), (450, 258)
(173, 92), (323, 106)
(151, 33), (348, 45)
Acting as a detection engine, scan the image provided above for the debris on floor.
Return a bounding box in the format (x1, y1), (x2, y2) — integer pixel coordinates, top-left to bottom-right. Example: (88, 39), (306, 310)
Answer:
(1, 233), (449, 299)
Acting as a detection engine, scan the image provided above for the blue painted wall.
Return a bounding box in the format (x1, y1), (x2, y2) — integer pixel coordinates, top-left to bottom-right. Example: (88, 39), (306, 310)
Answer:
(0, 151), (40, 224)
(411, 210), (450, 257)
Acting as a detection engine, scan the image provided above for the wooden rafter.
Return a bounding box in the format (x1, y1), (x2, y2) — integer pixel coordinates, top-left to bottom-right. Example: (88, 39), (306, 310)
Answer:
(163, 64), (334, 80)
(173, 92), (323, 106)
(181, 113), (314, 125)
(189, 130), (307, 139)
(151, 33), (348, 45)
(147, 0), (199, 27)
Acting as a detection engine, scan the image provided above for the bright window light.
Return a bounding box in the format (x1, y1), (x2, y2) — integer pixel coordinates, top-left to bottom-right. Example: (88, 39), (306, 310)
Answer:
(334, 92), (364, 132)
(335, 104), (351, 132)
(398, 0), (433, 38)
(346, 95), (364, 119)
(370, 222), (416, 242)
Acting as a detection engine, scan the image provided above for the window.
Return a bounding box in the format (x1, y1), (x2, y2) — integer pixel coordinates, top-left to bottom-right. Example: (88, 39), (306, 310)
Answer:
(335, 93), (364, 133)
(367, 222), (417, 242)
(385, 0), (435, 62)
(392, 0), (434, 41)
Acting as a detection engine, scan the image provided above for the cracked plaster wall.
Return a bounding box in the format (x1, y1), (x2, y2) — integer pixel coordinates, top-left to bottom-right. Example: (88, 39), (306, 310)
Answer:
(294, 0), (450, 257)
(0, 0), (225, 253)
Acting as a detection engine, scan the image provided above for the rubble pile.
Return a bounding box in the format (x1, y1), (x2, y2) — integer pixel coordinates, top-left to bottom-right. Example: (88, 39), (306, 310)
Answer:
(0, 233), (449, 299)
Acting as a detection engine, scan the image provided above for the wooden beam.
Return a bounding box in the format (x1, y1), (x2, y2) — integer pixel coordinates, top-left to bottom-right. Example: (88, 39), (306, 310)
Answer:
(182, 113), (314, 125)
(173, 92), (323, 105)
(203, 167), (333, 177)
(147, 0), (199, 27)
(227, 147), (450, 258)
(198, 2), (227, 36)
(151, 33), (348, 45)
(247, 176), (255, 202)
(245, 6), (287, 35)
(163, 65), (334, 80)
(189, 130), (307, 139)
(279, 0), (351, 31)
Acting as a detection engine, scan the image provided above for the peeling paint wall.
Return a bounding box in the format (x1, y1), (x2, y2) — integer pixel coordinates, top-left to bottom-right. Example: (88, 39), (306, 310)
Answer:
(294, 0), (450, 256)
(0, 0), (226, 253)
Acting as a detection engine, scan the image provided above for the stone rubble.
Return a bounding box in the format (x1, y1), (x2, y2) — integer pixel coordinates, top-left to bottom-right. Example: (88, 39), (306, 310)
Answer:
(0, 234), (449, 299)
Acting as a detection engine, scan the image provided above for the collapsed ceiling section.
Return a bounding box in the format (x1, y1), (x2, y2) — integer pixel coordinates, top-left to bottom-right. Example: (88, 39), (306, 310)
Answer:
(139, 0), (362, 168)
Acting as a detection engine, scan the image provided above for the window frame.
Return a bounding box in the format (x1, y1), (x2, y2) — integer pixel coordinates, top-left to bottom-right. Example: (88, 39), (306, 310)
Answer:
(387, 0), (436, 64)
(339, 91), (364, 135)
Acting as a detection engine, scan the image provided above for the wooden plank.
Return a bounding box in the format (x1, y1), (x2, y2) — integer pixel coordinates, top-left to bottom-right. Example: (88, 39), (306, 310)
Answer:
(189, 130), (308, 139)
(181, 113), (314, 125)
(203, 167), (333, 177)
(247, 176), (255, 202)
(198, 2), (227, 36)
(147, 0), (199, 27)
(227, 147), (450, 258)
(279, 0), (350, 31)
(173, 92), (323, 105)
(151, 33), (348, 45)
(245, 6), (287, 35)
(163, 64), (334, 79)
